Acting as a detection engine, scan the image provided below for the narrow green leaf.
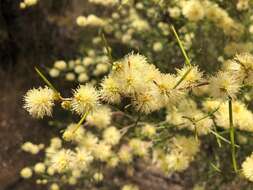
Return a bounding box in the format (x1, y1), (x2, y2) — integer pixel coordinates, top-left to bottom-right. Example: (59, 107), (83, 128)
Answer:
(35, 67), (58, 93)
(228, 97), (238, 173)
(170, 25), (192, 67)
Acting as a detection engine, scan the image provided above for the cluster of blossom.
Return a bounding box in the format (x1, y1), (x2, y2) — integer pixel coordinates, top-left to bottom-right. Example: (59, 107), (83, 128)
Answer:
(236, 0), (250, 11)
(21, 141), (44, 154)
(19, 115), (148, 189)
(48, 50), (110, 84)
(88, 0), (119, 7)
(100, 54), (202, 113)
(71, 0), (253, 76)
(166, 98), (213, 136)
(179, 0), (244, 37)
(76, 15), (106, 27)
(20, 0), (38, 9)
(22, 51), (253, 188)
(154, 136), (200, 173)
(18, 0), (253, 188)
(224, 42), (253, 57)
(203, 100), (253, 132)
(122, 184), (139, 190)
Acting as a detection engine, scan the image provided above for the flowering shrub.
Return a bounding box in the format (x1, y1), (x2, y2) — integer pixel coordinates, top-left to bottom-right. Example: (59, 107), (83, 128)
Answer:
(20, 0), (253, 190)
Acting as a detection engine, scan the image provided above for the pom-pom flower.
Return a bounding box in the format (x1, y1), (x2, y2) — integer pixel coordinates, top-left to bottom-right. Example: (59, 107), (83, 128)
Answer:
(176, 65), (203, 88)
(71, 84), (100, 115)
(182, 0), (205, 22)
(242, 153), (253, 182)
(86, 106), (112, 128)
(208, 71), (241, 99)
(141, 124), (156, 137)
(72, 148), (93, 171)
(23, 86), (56, 118)
(50, 149), (75, 173)
(100, 76), (121, 104)
(20, 167), (33, 179)
(118, 145), (133, 163)
(122, 184), (139, 190)
(154, 73), (184, 106)
(92, 142), (112, 161)
(62, 123), (85, 142)
(103, 126), (121, 145)
(132, 90), (160, 114)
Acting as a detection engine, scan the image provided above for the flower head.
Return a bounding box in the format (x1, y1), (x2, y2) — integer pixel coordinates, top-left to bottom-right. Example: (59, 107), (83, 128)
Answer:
(103, 126), (121, 145)
(100, 76), (121, 104)
(50, 149), (74, 173)
(182, 0), (205, 22)
(208, 71), (241, 99)
(72, 147), (93, 171)
(71, 84), (100, 115)
(23, 86), (55, 118)
(62, 123), (85, 142)
(86, 106), (112, 128)
(242, 154), (253, 181)
(20, 167), (33, 179)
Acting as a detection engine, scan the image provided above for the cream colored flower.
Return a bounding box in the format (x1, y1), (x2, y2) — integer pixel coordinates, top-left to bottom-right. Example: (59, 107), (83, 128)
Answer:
(50, 149), (74, 173)
(182, 0), (205, 22)
(103, 126), (121, 145)
(23, 86), (56, 118)
(54, 60), (67, 70)
(242, 153), (253, 181)
(34, 162), (46, 174)
(20, 167), (33, 179)
(86, 106), (112, 128)
(71, 84), (100, 115)
(208, 71), (241, 99)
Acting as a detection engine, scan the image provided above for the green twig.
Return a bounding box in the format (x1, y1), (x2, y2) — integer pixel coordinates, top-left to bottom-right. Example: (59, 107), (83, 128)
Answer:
(35, 67), (59, 93)
(210, 162), (221, 173)
(213, 119), (222, 147)
(195, 105), (221, 123)
(170, 25), (191, 67)
(228, 97), (238, 173)
(73, 111), (90, 133)
(100, 32), (113, 64)
(210, 129), (239, 148)
(170, 25), (193, 89)
(173, 67), (192, 89)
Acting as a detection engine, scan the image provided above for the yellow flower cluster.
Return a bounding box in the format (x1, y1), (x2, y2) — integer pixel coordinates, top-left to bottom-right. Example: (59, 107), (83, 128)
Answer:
(22, 51), (253, 187)
(89, 0), (118, 7)
(100, 54), (202, 113)
(76, 15), (106, 27)
(49, 52), (110, 83)
(167, 98), (213, 135)
(20, 0), (38, 9)
(155, 136), (200, 173)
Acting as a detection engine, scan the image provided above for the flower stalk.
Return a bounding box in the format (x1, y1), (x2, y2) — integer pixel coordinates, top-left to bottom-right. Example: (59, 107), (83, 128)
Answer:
(72, 111), (90, 133)
(228, 96), (238, 173)
(170, 25), (193, 89)
(35, 67), (61, 98)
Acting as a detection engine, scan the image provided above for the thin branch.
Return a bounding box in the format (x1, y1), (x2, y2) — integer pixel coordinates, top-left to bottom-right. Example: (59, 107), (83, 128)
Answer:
(228, 96), (238, 173)
(170, 25), (192, 67)
(210, 129), (239, 148)
(173, 67), (192, 89)
(72, 111), (90, 133)
(100, 31), (113, 64)
(34, 67), (59, 93)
